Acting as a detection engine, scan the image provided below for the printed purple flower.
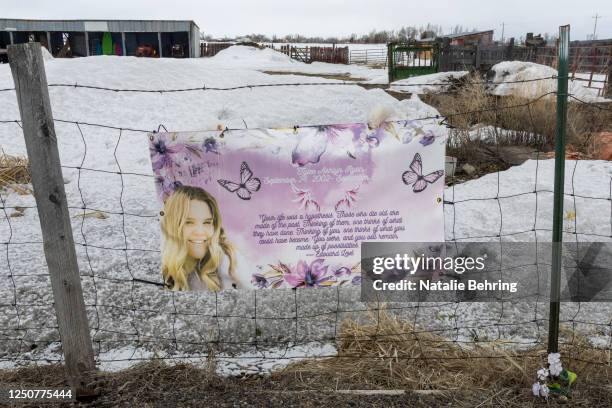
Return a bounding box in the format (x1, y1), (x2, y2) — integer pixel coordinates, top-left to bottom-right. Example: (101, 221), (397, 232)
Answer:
(202, 137), (219, 154)
(365, 126), (384, 145)
(159, 179), (183, 201)
(331, 123), (368, 159)
(365, 121), (399, 145)
(155, 176), (166, 197)
(419, 132), (436, 146)
(350, 124), (387, 157)
(292, 124), (368, 166)
(251, 273), (269, 289)
(292, 127), (329, 166)
(150, 135), (183, 171)
(331, 124), (365, 142)
(334, 267), (351, 277)
(351, 275), (362, 285)
(284, 259), (332, 288)
(400, 120), (426, 144)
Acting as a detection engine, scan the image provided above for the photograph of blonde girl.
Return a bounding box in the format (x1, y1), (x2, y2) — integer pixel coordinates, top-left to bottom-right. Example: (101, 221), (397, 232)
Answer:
(160, 185), (252, 291)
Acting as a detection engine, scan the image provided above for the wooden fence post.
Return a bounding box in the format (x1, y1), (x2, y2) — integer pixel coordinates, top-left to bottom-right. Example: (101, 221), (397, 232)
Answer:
(438, 38), (451, 72)
(8, 43), (96, 396)
(505, 38), (514, 60)
(606, 62), (612, 99)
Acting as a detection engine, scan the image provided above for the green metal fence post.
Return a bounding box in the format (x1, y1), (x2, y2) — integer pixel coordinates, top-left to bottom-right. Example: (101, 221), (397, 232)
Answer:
(548, 25), (570, 354)
(387, 43), (394, 83)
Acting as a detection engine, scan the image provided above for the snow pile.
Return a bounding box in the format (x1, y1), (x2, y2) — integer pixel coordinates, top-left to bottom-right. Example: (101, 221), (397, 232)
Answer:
(208, 45), (387, 83)
(488, 61), (609, 102)
(389, 71), (469, 94)
(210, 45), (296, 66)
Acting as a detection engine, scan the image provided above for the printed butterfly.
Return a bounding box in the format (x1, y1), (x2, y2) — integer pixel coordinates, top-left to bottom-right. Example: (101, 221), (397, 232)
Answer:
(402, 153), (444, 193)
(217, 161), (261, 200)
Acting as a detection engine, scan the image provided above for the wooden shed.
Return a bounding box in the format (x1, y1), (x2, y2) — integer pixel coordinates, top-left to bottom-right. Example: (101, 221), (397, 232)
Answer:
(0, 19), (200, 61)
(445, 30), (494, 46)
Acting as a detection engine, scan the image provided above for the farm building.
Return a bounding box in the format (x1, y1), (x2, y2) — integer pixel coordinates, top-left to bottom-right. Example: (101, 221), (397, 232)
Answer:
(445, 29), (494, 46)
(0, 19), (200, 61)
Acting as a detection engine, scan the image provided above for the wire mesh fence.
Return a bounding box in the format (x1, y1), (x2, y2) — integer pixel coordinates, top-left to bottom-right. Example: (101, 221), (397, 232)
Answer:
(0, 67), (610, 381)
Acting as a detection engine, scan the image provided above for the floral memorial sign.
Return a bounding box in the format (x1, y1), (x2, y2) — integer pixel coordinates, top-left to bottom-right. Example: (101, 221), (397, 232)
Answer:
(149, 119), (446, 291)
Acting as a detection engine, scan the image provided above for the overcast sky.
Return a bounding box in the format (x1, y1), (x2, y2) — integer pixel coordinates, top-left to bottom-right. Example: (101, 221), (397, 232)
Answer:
(4, 0), (611, 41)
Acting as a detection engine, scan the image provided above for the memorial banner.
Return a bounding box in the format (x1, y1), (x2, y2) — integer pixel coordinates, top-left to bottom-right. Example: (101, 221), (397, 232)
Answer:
(148, 119), (446, 291)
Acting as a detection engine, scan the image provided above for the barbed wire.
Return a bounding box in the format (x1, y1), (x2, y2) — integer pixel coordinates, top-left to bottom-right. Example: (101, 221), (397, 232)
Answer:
(0, 75), (560, 94)
(0, 92), (567, 135)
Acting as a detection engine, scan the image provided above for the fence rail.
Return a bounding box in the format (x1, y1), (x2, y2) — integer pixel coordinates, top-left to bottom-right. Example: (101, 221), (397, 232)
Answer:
(348, 48), (387, 66)
(199, 42), (234, 57)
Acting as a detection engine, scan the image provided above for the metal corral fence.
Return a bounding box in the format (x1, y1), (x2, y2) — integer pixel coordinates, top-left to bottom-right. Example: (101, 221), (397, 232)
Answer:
(349, 48), (388, 67)
(1, 39), (611, 397)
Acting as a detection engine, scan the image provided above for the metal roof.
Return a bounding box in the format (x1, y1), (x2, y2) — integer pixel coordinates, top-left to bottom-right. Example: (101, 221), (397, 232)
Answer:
(444, 30), (494, 39)
(0, 19), (199, 33)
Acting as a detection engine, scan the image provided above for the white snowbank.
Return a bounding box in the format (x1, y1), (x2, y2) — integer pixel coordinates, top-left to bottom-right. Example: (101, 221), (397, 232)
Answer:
(211, 45), (296, 66)
(209, 45), (387, 83)
(489, 61), (610, 102)
(389, 71), (469, 94)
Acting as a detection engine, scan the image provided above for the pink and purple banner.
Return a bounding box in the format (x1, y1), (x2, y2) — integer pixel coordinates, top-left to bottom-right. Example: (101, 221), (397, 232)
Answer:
(149, 120), (446, 291)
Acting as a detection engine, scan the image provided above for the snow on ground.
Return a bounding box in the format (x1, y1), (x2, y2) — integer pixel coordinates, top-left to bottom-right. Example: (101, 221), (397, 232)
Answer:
(488, 61), (610, 102)
(0, 47), (610, 372)
(389, 71), (469, 94)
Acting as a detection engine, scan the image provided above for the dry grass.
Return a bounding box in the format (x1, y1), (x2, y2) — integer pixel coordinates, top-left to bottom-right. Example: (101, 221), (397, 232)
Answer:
(0, 150), (31, 194)
(420, 74), (612, 182)
(0, 311), (609, 406)
(272, 310), (611, 407)
(423, 73), (611, 153)
(278, 310), (610, 390)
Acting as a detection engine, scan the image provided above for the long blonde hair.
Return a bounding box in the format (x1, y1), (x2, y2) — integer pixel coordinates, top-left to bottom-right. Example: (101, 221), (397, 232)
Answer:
(160, 186), (235, 291)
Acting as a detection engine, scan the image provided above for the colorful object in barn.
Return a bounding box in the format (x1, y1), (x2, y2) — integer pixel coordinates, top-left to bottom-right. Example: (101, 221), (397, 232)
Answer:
(102, 32), (113, 56)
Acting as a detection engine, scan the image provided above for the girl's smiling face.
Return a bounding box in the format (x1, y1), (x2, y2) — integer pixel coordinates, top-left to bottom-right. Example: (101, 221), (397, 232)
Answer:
(183, 199), (214, 259)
